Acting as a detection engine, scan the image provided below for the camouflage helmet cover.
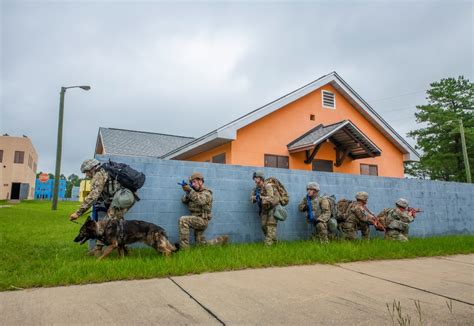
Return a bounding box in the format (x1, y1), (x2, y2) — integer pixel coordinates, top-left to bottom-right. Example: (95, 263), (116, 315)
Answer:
(307, 182), (320, 191)
(189, 172), (204, 182)
(355, 191), (369, 201)
(80, 159), (100, 173)
(252, 171), (265, 180)
(396, 198), (409, 208)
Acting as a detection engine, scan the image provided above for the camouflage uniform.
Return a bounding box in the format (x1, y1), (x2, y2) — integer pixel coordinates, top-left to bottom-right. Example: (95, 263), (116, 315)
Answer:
(341, 201), (372, 241)
(251, 182), (280, 246)
(74, 167), (135, 220)
(179, 185), (227, 249)
(357, 221), (370, 240)
(75, 166), (135, 253)
(381, 208), (414, 242)
(298, 196), (331, 243)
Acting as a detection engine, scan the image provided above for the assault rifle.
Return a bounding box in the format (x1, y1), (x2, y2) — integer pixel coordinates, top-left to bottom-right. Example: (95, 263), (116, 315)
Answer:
(255, 188), (262, 215)
(363, 206), (385, 232)
(407, 207), (423, 218)
(306, 194), (315, 224)
(177, 180), (193, 192)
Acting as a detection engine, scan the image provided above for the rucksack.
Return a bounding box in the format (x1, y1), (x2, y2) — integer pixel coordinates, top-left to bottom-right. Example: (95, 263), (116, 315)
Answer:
(265, 177), (289, 206)
(320, 194), (337, 221)
(102, 160), (146, 193)
(377, 208), (393, 228)
(336, 199), (353, 222)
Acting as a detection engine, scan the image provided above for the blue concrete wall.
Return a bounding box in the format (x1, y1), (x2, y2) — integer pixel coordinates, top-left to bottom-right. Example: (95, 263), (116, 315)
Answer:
(96, 155), (473, 244)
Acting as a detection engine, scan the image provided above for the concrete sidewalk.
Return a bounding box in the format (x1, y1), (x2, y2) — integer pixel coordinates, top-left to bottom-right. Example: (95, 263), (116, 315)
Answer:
(1, 255), (473, 325)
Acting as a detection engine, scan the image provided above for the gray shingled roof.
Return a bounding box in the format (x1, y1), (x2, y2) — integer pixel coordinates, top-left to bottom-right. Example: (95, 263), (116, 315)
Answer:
(99, 127), (194, 157)
(287, 122), (345, 150)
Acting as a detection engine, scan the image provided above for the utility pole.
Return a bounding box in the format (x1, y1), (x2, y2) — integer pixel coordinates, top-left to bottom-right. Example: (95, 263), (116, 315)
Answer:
(52, 85), (91, 210)
(459, 119), (471, 183)
(52, 87), (66, 210)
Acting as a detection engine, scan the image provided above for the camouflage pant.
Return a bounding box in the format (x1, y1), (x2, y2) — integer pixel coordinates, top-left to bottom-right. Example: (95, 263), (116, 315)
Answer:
(107, 206), (130, 220)
(385, 229), (409, 242)
(311, 221), (329, 244)
(179, 215), (227, 249)
(358, 222), (370, 240)
(341, 222), (360, 241)
(261, 211), (277, 246)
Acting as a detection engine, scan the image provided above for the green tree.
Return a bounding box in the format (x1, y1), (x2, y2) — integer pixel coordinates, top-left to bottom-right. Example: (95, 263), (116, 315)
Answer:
(406, 76), (473, 182)
(65, 174), (82, 198)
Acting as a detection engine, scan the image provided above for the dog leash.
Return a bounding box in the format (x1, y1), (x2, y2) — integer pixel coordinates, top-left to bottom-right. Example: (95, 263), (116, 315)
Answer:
(69, 209), (93, 224)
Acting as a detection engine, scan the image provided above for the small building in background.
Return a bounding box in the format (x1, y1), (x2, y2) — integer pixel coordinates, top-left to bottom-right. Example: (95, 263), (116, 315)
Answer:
(0, 134), (38, 200)
(71, 186), (80, 201)
(34, 178), (66, 200)
(79, 179), (91, 202)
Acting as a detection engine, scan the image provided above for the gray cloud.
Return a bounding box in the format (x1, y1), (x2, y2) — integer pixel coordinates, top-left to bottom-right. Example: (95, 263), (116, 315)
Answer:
(1, 0), (472, 176)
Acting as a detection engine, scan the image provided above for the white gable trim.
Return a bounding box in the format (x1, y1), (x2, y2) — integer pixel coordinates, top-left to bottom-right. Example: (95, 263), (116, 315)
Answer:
(163, 72), (419, 161)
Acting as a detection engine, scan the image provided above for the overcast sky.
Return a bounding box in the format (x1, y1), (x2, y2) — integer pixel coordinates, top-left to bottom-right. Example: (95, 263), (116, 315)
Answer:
(1, 0), (472, 177)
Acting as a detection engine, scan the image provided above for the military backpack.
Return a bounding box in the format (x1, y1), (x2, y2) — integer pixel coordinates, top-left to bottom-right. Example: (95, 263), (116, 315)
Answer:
(102, 160), (146, 193)
(265, 177), (289, 206)
(336, 199), (353, 222)
(265, 177), (289, 221)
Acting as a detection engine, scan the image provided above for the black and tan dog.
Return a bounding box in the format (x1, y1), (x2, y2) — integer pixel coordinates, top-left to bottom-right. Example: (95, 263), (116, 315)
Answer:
(74, 217), (178, 260)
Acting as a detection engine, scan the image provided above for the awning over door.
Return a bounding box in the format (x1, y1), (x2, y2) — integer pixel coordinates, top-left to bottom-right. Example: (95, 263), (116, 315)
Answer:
(287, 120), (382, 166)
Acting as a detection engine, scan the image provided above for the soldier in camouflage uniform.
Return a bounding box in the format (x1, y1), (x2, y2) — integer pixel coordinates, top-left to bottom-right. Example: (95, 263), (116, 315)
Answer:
(298, 182), (331, 244)
(69, 159), (136, 255)
(341, 191), (374, 241)
(178, 172), (229, 249)
(251, 171), (280, 246)
(379, 198), (415, 242)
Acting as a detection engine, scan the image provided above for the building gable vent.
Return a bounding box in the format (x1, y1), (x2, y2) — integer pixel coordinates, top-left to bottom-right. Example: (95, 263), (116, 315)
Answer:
(322, 90), (336, 109)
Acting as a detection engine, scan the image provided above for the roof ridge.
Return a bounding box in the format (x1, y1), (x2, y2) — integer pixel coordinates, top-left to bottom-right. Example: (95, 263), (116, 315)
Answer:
(100, 127), (194, 139)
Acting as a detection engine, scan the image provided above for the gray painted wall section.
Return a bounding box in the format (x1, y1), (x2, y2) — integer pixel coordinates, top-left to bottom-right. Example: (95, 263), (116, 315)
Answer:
(96, 155), (473, 244)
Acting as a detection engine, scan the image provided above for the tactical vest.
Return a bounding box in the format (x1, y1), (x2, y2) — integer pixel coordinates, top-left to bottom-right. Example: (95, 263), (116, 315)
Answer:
(187, 188), (213, 220)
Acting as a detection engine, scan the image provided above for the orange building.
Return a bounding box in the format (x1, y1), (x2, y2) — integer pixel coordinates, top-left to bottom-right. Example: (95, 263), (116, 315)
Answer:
(96, 72), (418, 178)
(161, 72), (418, 177)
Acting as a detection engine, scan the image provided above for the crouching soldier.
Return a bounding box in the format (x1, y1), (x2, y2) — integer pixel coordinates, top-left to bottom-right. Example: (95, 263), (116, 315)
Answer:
(379, 198), (415, 242)
(341, 191), (374, 241)
(298, 182), (331, 244)
(251, 171), (281, 246)
(69, 159), (136, 255)
(178, 172), (229, 249)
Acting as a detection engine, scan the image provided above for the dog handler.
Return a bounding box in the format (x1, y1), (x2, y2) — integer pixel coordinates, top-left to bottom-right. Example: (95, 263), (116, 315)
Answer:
(69, 158), (135, 255)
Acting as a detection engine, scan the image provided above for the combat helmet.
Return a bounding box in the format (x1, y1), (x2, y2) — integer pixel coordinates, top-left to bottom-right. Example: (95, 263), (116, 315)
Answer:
(395, 198), (409, 208)
(306, 182), (320, 191)
(189, 172), (204, 182)
(80, 159), (100, 173)
(355, 191), (369, 201)
(252, 171), (265, 180)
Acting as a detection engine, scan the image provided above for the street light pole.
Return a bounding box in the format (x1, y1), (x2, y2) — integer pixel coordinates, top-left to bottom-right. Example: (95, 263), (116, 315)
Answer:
(52, 85), (90, 210)
(459, 119), (471, 183)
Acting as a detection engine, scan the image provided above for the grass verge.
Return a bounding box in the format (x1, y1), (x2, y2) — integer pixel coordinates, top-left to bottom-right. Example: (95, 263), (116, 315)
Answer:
(1, 201), (473, 291)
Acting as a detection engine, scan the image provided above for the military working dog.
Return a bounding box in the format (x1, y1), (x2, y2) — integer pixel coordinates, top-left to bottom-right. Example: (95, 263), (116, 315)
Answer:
(74, 218), (177, 260)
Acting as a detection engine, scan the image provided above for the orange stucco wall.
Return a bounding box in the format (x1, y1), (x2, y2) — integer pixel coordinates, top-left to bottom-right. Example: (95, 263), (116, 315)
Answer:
(188, 142), (232, 164)
(189, 83), (405, 177)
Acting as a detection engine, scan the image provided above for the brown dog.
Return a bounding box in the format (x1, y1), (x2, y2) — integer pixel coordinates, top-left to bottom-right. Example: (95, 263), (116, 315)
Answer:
(74, 217), (178, 260)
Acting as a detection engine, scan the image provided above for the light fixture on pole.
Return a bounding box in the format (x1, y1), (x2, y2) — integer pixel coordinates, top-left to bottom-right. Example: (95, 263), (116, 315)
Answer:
(52, 85), (91, 210)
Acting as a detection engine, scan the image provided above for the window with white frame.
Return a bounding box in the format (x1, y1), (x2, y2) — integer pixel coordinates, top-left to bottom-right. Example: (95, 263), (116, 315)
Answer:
(322, 90), (336, 109)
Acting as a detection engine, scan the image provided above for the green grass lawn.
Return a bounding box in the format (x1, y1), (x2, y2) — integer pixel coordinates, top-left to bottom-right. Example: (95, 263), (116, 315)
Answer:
(0, 201), (473, 291)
